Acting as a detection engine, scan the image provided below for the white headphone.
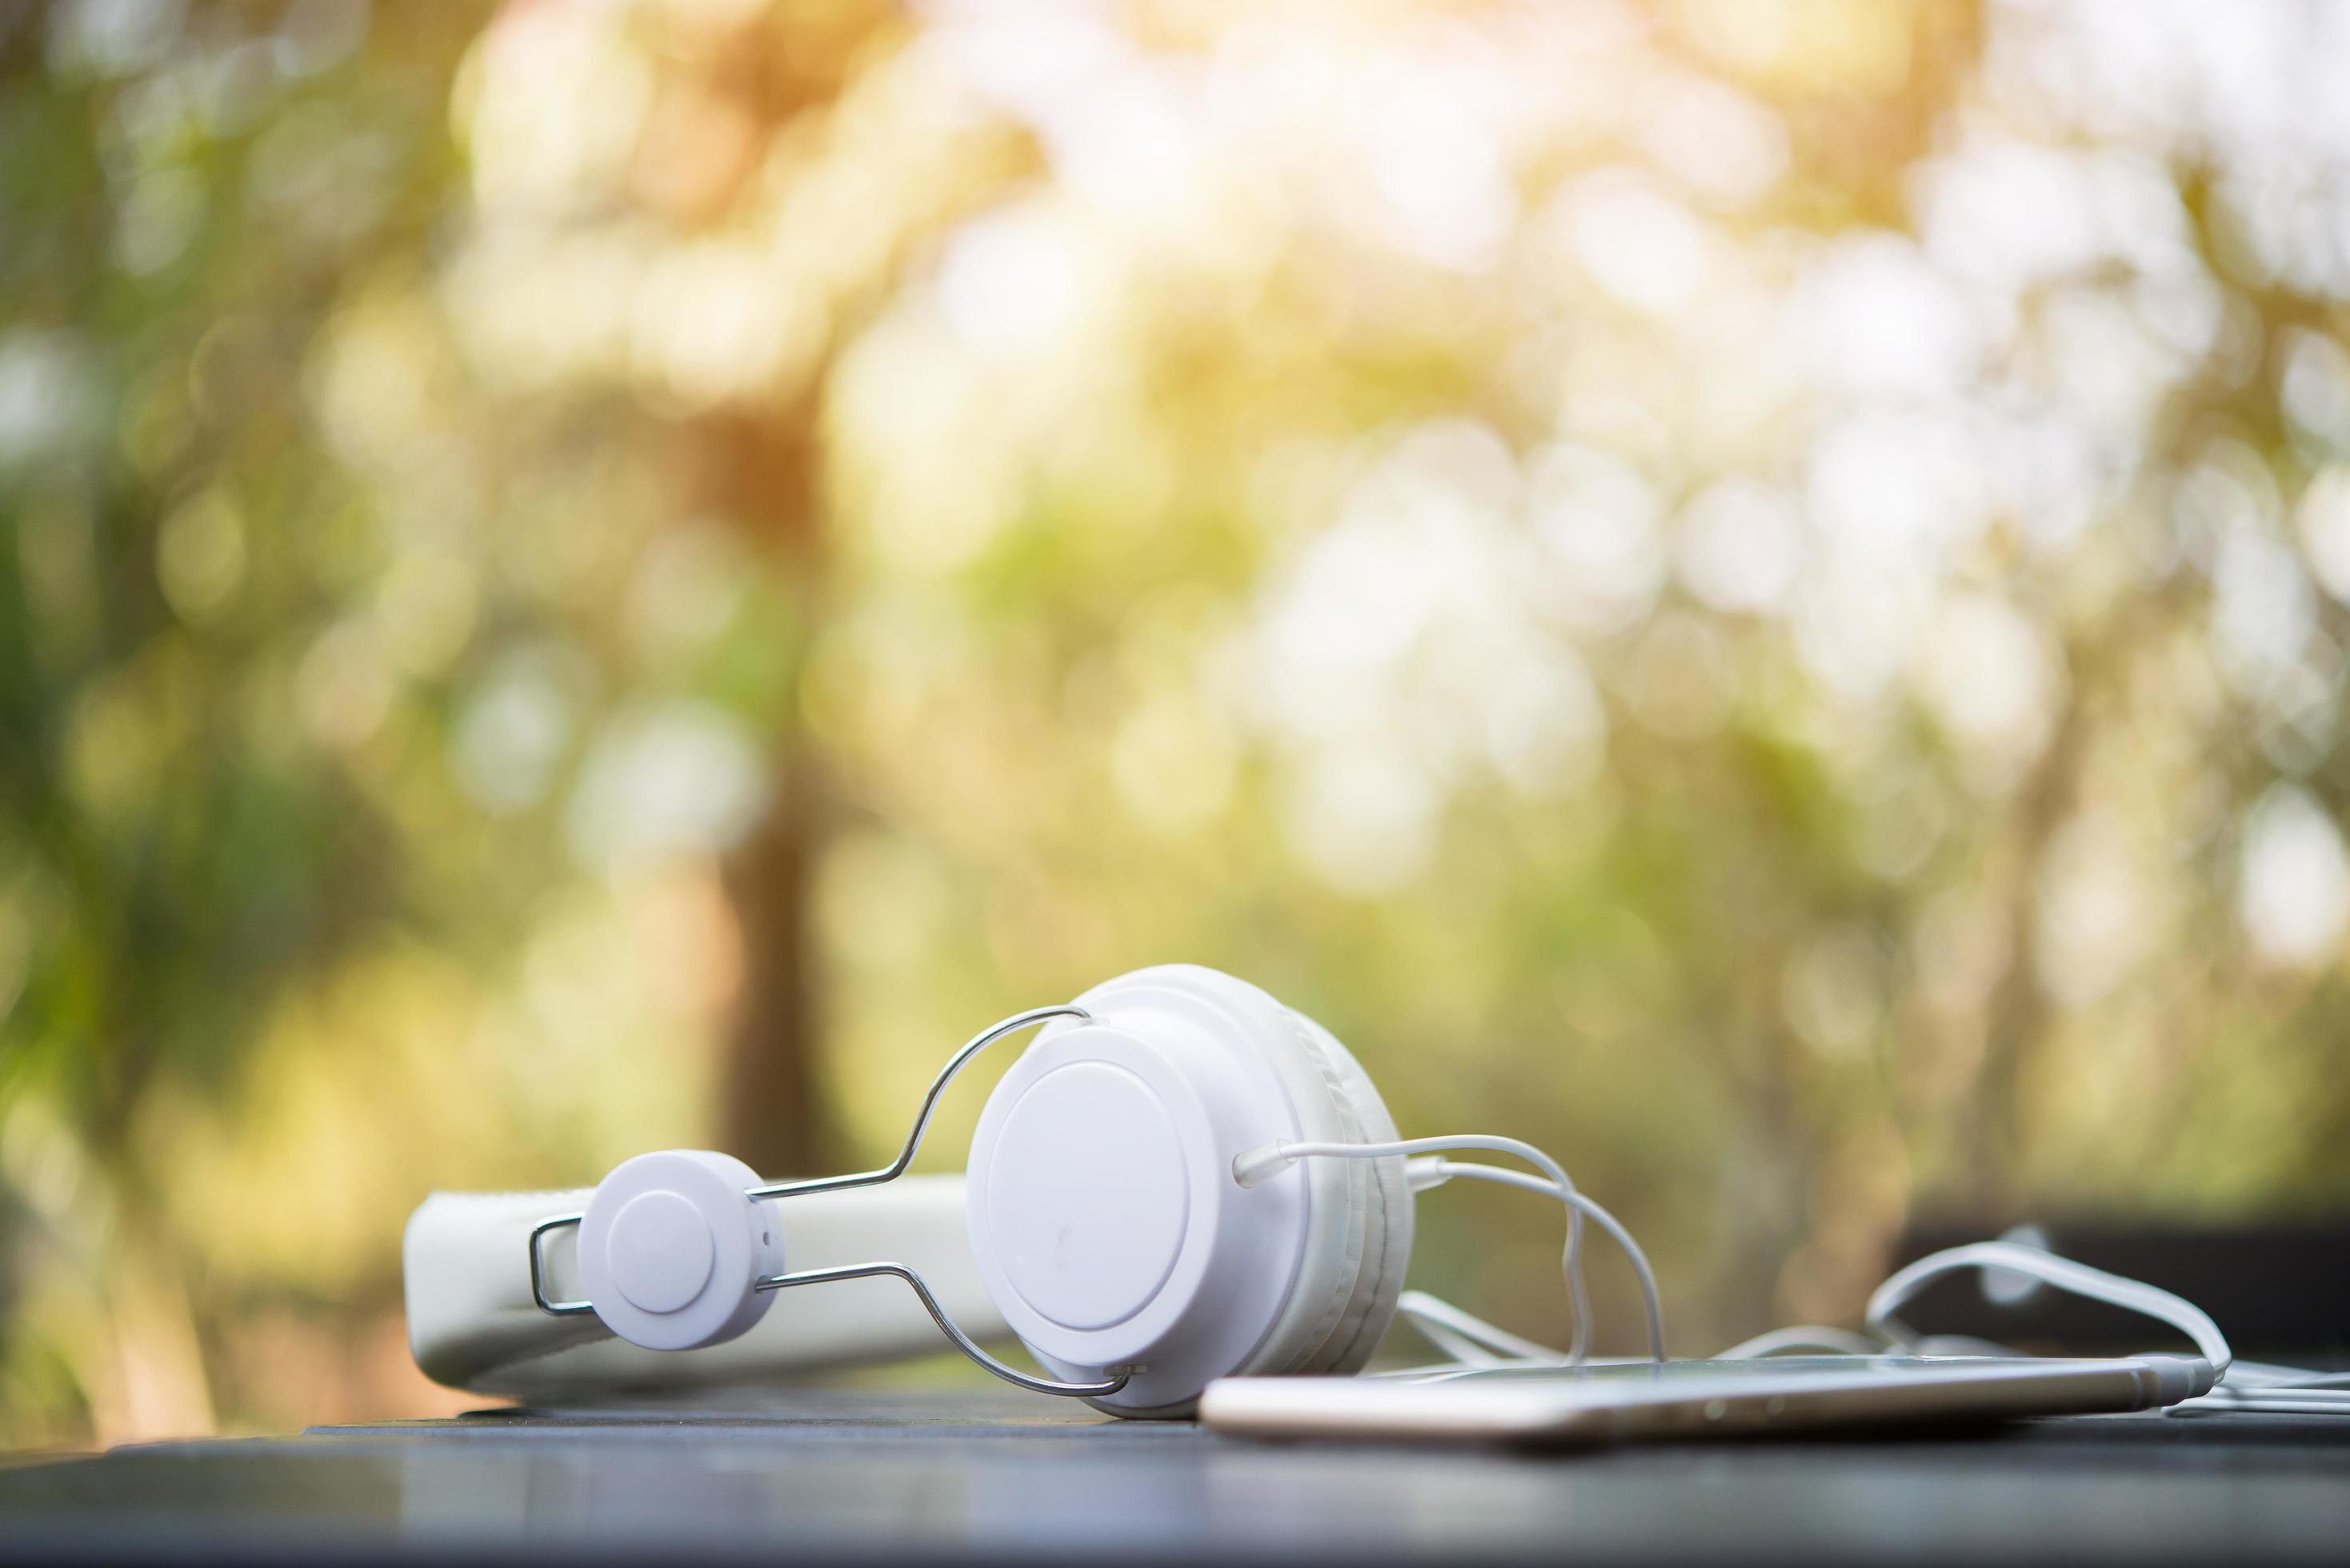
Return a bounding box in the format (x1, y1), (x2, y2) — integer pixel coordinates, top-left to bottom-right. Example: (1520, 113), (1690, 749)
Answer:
(414, 965), (1426, 1416)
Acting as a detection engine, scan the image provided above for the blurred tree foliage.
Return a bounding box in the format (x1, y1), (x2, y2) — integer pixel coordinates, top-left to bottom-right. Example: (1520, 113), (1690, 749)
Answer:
(5, 0), (2350, 1446)
(1, 1), (497, 1442)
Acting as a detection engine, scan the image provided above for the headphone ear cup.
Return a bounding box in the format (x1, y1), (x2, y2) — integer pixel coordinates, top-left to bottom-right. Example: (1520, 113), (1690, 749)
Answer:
(966, 963), (1414, 1416)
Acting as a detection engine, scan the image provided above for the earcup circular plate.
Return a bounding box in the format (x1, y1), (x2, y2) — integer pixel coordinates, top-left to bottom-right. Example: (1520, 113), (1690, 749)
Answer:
(983, 1061), (1190, 1331)
(967, 995), (1312, 1409)
(607, 1190), (717, 1314)
(578, 1150), (783, 1352)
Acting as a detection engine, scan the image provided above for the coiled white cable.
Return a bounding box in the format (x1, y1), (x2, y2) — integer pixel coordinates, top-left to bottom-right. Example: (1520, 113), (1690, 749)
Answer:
(1864, 1241), (2232, 1374)
(1243, 1134), (2344, 1414)
(1394, 1290), (1562, 1366)
(1235, 1135), (1666, 1365)
(1414, 1156), (1667, 1365)
(1806, 1238), (2349, 1415)
(1713, 1325), (1881, 1359)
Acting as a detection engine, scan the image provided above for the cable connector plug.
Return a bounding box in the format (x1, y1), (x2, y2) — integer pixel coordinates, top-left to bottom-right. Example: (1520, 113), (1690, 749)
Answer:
(1405, 1156), (1452, 1193)
(1231, 1142), (1299, 1188)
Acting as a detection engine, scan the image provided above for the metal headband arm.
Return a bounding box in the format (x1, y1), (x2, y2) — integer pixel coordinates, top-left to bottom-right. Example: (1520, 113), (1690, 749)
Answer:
(742, 1005), (1091, 1201)
(755, 1262), (1120, 1397)
(525, 1003), (1131, 1398)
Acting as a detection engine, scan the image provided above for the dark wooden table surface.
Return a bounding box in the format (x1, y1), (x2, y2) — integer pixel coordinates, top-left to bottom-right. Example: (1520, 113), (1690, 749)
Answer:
(2, 1388), (2347, 1565)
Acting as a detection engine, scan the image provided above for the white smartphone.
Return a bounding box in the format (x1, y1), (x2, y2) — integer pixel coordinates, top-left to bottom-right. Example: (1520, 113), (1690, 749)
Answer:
(1199, 1355), (2214, 1446)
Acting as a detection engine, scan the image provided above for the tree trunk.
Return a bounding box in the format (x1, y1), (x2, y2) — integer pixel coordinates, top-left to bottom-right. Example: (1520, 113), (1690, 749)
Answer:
(696, 406), (840, 1178)
(721, 760), (836, 1175)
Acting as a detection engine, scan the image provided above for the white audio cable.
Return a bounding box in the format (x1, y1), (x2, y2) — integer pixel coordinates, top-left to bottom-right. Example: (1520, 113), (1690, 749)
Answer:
(1855, 1241), (2350, 1416)
(1235, 1134), (1667, 1366)
(1864, 1241), (2231, 1373)
(1712, 1325), (1881, 1358)
(1393, 1289), (1570, 1366)
(1717, 1236), (2350, 1416)
(1241, 1134), (2346, 1414)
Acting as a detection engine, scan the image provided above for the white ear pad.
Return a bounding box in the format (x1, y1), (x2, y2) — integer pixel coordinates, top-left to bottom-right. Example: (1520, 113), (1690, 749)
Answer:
(1248, 1002), (1414, 1378)
(578, 1150), (785, 1351)
(963, 964), (1412, 1417)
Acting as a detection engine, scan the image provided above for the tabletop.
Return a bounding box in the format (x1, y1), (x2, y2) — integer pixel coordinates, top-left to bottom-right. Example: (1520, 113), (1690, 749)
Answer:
(2, 1387), (2347, 1566)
